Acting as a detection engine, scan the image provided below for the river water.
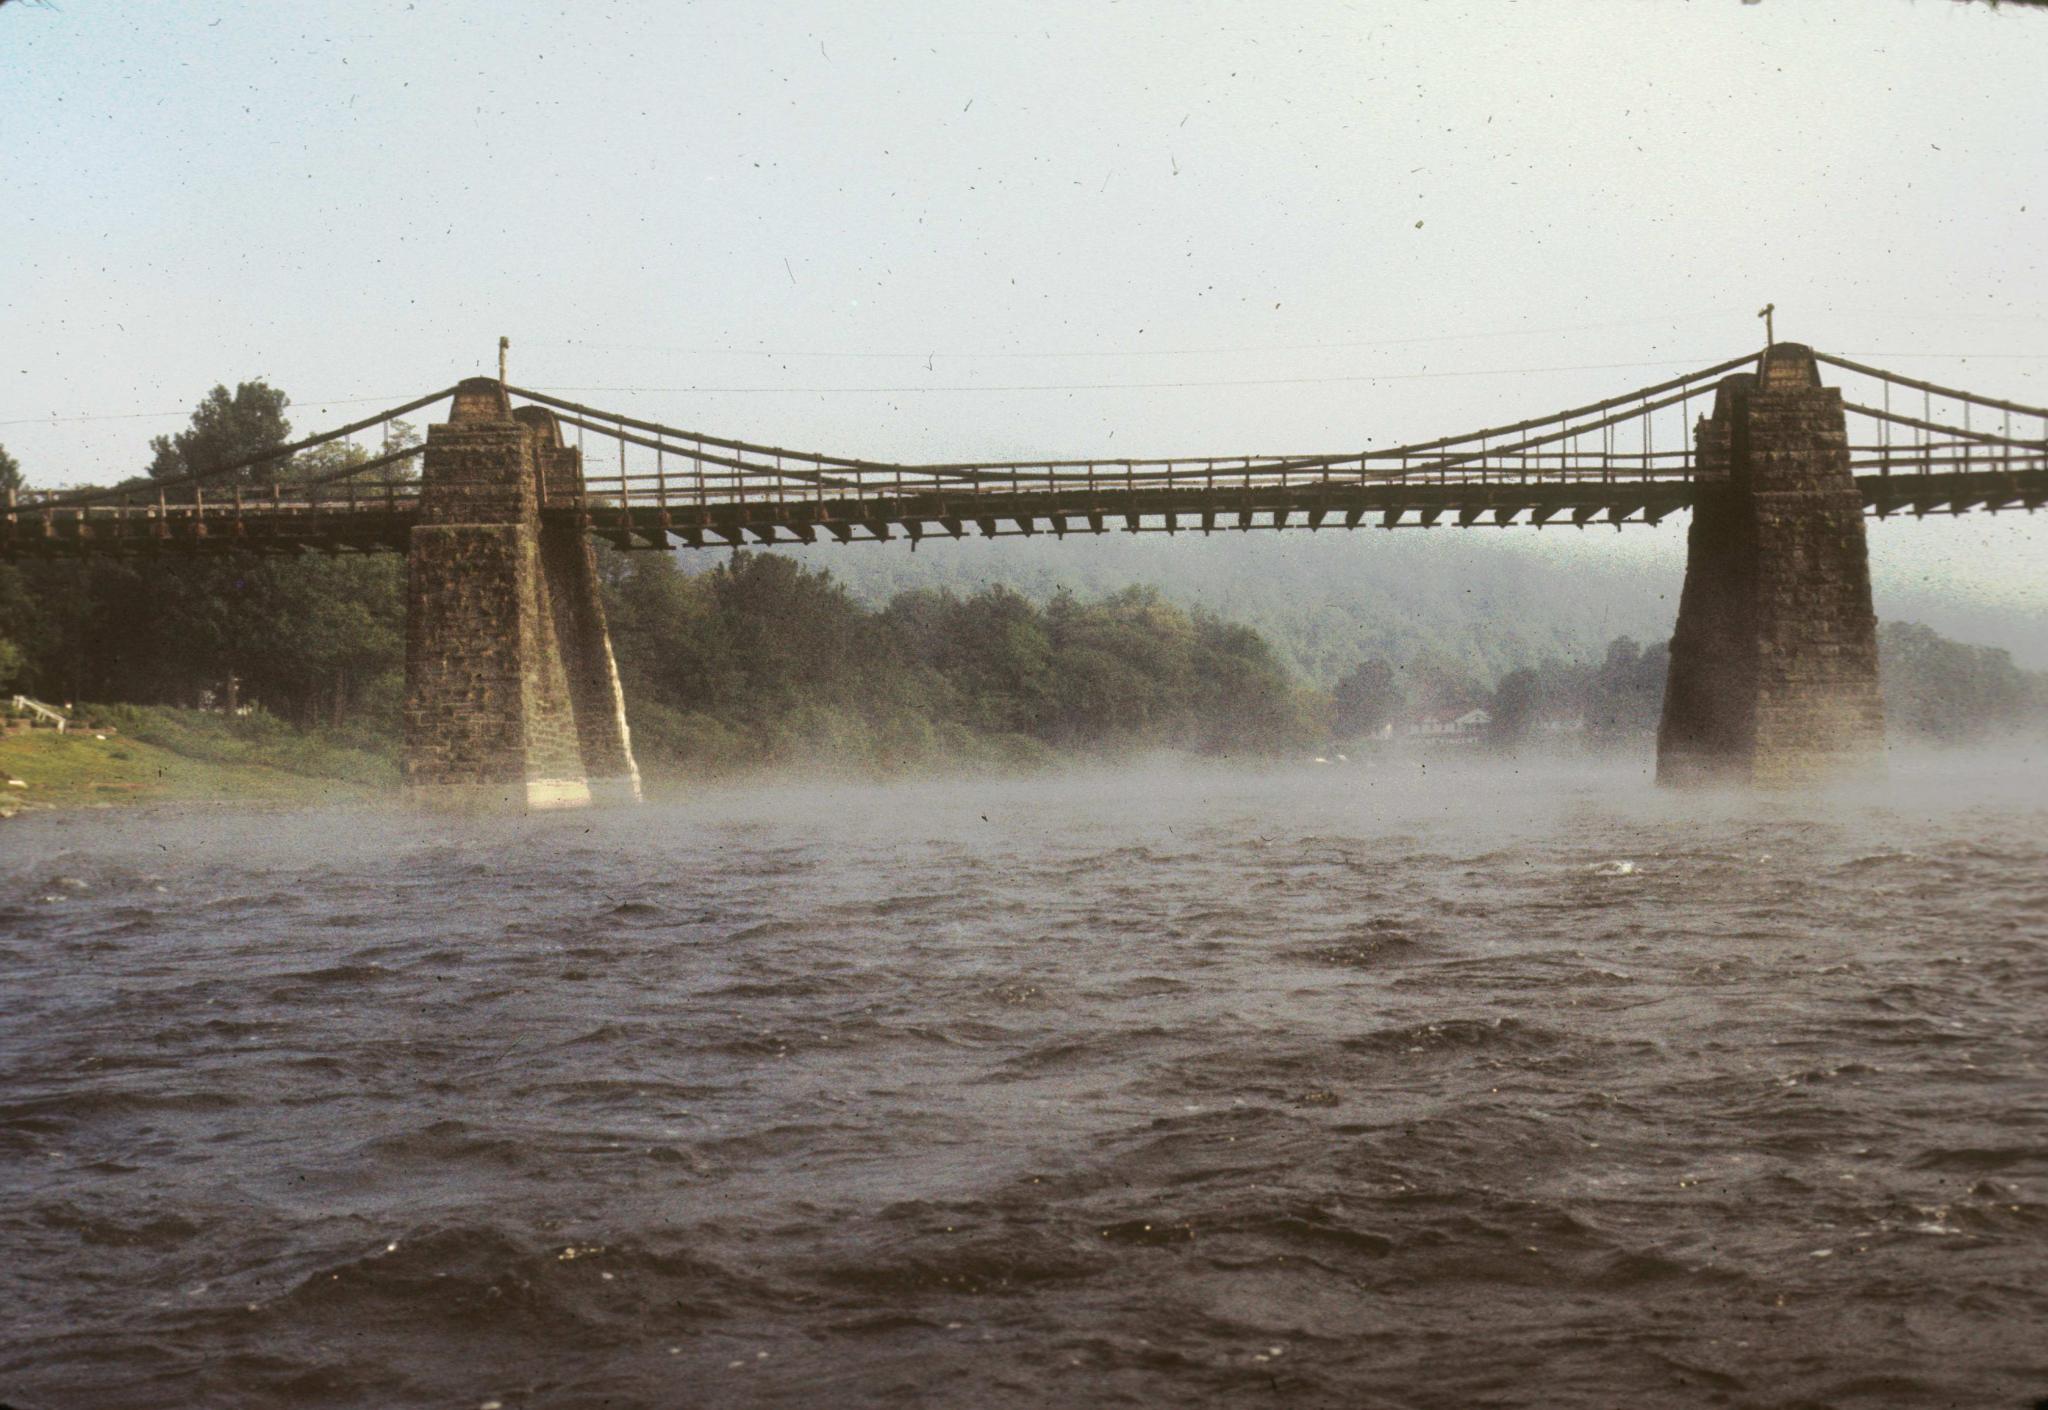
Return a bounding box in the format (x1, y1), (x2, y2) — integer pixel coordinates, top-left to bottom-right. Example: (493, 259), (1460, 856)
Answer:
(1, 755), (2044, 1409)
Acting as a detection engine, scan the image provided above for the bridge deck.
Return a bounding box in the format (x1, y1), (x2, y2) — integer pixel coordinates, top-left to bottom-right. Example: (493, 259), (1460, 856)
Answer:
(4, 467), (2041, 557)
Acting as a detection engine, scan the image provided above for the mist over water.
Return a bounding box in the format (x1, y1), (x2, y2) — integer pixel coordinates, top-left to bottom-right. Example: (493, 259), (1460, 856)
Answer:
(2, 753), (2045, 1408)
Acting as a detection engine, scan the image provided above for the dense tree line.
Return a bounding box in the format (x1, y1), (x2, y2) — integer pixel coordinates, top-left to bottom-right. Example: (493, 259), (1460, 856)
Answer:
(0, 445), (23, 691)
(0, 400), (414, 740)
(770, 528), (1686, 690)
(1329, 636), (1672, 746)
(603, 550), (1323, 772)
(1324, 628), (2048, 751)
(1876, 621), (2044, 741)
(0, 550), (406, 738)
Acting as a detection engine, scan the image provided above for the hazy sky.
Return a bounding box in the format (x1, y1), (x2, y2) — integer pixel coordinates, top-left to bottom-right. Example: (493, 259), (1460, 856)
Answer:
(3, 1), (2043, 614)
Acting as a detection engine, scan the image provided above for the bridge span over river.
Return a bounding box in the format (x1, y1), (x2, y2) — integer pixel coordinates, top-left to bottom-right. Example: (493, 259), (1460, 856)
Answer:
(7, 343), (2044, 806)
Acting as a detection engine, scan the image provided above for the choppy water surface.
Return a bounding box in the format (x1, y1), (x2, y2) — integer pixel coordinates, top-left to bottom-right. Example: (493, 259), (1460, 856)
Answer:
(2, 755), (2045, 1409)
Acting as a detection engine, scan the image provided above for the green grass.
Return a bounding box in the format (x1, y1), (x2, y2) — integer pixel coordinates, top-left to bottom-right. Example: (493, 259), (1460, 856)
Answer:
(0, 710), (392, 815)
(92, 705), (399, 788)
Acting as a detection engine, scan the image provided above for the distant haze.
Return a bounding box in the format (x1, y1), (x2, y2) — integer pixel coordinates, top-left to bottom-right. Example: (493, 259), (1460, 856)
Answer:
(755, 528), (2048, 676)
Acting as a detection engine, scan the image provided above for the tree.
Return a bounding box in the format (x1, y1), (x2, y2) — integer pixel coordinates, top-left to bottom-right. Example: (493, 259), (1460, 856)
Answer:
(708, 551), (870, 718)
(881, 585), (1052, 735)
(1489, 666), (1542, 750)
(286, 420), (422, 488)
(1879, 621), (2035, 740)
(1587, 636), (1668, 739)
(1333, 658), (1404, 738)
(1399, 652), (1488, 718)
(603, 549), (723, 716)
(1042, 587), (1193, 745)
(148, 382), (291, 487)
(0, 447), (25, 696)
(1189, 611), (1318, 754)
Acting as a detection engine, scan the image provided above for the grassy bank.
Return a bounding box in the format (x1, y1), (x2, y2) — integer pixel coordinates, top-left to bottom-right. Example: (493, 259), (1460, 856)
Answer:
(0, 707), (393, 815)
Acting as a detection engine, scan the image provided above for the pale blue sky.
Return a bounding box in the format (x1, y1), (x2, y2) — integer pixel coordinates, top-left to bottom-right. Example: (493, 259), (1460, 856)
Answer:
(2, 1), (2043, 622)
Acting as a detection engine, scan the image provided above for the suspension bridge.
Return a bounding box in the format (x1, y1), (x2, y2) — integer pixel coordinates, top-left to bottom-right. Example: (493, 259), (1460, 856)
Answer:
(4, 343), (2044, 804)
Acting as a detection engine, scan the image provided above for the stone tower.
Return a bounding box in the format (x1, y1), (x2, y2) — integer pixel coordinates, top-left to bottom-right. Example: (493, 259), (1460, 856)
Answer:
(1658, 344), (1885, 786)
(402, 378), (641, 809)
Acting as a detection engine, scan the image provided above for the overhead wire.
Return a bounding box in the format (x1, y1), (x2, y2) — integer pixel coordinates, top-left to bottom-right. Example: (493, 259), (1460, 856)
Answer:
(0, 393), (452, 430)
(517, 310), (1763, 362)
(33, 387), (459, 509)
(519, 356), (1752, 398)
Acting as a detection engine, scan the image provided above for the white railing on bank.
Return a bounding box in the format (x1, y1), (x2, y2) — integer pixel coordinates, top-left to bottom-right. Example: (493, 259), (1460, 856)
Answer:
(8, 695), (68, 732)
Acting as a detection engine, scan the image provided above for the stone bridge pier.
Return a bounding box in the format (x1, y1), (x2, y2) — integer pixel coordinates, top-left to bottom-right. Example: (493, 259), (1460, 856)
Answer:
(403, 377), (642, 809)
(1657, 344), (1885, 786)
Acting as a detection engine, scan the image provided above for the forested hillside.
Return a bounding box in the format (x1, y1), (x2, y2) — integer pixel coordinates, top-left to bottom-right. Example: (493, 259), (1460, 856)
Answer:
(602, 551), (1320, 772)
(741, 531), (1684, 688)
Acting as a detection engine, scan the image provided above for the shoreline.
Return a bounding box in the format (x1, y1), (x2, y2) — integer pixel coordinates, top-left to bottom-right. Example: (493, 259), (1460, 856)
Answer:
(0, 723), (1650, 820)
(0, 728), (383, 818)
